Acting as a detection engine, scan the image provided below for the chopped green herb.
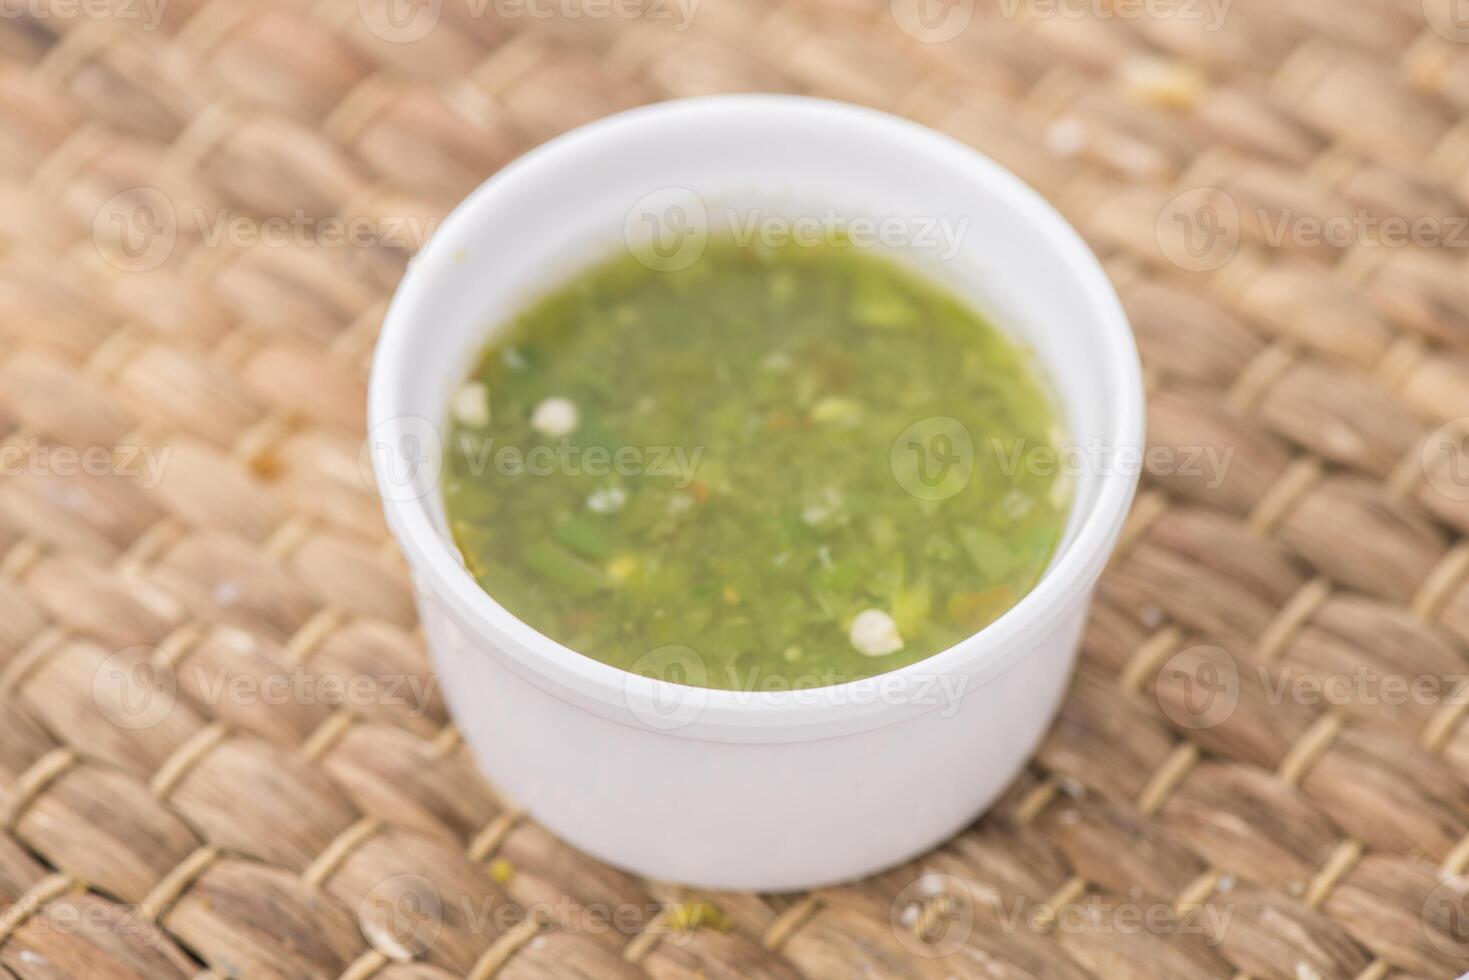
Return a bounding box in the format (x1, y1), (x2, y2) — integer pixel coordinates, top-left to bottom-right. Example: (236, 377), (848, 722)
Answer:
(445, 241), (1066, 690)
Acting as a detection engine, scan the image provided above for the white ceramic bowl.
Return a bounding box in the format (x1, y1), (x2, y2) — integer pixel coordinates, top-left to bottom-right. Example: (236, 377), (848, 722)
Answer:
(368, 95), (1144, 891)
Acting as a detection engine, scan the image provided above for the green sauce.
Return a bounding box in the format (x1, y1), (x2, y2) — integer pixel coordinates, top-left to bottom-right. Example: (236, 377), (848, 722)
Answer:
(443, 241), (1067, 691)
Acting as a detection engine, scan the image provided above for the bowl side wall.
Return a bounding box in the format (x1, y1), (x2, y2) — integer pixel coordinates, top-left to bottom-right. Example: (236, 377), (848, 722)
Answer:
(420, 575), (1089, 891)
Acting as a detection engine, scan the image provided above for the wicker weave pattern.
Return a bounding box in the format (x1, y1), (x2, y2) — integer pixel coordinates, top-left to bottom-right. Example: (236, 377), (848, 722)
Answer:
(0, 1), (1468, 977)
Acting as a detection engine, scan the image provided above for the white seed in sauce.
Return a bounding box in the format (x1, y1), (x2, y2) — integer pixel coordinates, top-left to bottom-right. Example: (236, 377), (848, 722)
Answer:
(451, 381), (491, 428)
(587, 486), (627, 514)
(531, 397), (578, 437)
(849, 609), (904, 657)
(761, 351), (793, 372)
(1000, 489), (1035, 520)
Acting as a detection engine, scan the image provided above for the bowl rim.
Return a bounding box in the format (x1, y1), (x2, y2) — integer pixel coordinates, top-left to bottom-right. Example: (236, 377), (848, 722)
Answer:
(368, 94), (1145, 738)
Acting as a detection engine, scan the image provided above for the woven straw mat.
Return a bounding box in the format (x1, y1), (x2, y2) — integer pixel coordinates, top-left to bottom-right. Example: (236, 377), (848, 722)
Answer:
(3, 0), (1469, 978)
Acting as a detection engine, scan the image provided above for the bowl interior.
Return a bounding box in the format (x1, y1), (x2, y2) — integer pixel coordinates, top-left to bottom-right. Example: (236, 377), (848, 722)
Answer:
(389, 102), (1123, 566)
(370, 96), (1142, 731)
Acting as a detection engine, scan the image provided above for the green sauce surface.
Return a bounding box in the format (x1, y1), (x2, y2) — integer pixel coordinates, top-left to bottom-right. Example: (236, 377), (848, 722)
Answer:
(443, 242), (1068, 691)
